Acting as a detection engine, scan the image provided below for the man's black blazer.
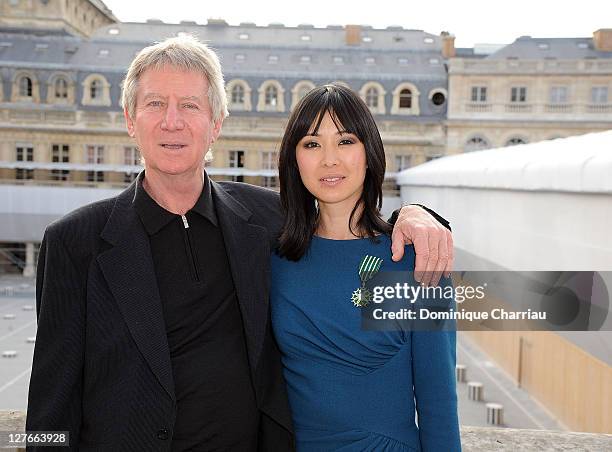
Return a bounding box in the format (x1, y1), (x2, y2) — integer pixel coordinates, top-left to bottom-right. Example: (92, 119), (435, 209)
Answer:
(26, 177), (294, 451)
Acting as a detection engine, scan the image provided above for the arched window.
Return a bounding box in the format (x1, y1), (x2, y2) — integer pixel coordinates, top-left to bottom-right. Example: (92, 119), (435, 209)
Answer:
(399, 89), (412, 108)
(257, 80), (285, 112)
(365, 87), (379, 108)
(265, 85), (278, 107)
(81, 74), (111, 106)
(231, 84), (245, 104)
(506, 137), (527, 146)
(90, 79), (102, 99)
(55, 77), (68, 99)
(19, 76), (33, 97)
(391, 82), (419, 115)
(465, 136), (490, 152)
(297, 85), (311, 101)
(227, 79), (252, 111)
(291, 80), (316, 109)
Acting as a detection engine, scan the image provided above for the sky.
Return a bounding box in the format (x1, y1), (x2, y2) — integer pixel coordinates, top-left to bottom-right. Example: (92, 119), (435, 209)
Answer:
(100, 0), (612, 48)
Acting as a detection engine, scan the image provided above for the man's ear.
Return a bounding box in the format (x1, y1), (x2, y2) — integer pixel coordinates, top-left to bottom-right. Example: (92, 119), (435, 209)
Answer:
(124, 108), (135, 137)
(210, 117), (223, 144)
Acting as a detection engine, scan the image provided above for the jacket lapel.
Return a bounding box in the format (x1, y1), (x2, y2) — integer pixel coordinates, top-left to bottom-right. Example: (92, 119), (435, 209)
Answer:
(212, 181), (271, 376)
(96, 182), (175, 402)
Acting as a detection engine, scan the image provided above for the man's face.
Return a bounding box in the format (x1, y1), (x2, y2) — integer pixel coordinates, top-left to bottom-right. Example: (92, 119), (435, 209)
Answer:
(125, 66), (222, 180)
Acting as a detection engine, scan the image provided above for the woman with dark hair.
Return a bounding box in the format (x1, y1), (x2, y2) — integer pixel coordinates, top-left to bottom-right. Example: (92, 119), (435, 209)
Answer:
(270, 83), (461, 451)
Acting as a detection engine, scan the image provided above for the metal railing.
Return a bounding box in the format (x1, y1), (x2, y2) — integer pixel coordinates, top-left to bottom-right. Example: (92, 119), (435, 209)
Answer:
(0, 247), (26, 273)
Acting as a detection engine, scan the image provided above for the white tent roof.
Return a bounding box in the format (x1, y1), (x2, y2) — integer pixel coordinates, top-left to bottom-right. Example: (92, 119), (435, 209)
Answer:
(397, 130), (612, 194)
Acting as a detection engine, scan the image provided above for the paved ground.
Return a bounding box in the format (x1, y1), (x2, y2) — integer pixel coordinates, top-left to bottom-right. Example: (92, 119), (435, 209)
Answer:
(0, 276), (36, 410)
(0, 275), (565, 431)
(456, 332), (565, 430)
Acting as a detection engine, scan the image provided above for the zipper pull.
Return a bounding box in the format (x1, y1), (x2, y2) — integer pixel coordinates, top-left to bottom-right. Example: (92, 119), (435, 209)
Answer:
(181, 214), (189, 229)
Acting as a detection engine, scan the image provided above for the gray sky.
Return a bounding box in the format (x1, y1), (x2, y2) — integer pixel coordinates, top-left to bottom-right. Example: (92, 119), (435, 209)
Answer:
(101, 0), (611, 47)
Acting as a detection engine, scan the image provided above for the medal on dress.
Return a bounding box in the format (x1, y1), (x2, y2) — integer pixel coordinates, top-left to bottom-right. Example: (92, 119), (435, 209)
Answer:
(351, 255), (383, 307)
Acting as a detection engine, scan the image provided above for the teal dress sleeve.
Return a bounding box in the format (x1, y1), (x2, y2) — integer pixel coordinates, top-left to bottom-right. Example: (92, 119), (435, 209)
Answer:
(411, 276), (461, 451)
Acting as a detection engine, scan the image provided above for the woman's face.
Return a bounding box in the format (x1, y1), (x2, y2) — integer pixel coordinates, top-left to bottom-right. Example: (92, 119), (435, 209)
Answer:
(295, 112), (367, 211)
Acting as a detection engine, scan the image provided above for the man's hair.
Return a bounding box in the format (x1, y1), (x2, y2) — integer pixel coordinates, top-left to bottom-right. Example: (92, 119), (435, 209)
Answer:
(277, 82), (391, 261)
(121, 35), (228, 122)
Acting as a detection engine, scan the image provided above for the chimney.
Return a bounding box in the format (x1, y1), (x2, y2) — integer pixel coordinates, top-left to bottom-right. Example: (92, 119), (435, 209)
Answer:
(441, 31), (456, 58)
(345, 25), (361, 46)
(593, 29), (612, 51)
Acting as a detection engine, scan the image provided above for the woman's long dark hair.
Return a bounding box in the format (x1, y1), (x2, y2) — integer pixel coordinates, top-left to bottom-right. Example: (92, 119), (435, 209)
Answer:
(278, 83), (391, 261)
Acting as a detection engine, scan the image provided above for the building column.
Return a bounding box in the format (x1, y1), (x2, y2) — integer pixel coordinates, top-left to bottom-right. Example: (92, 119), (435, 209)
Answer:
(23, 242), (35, 277)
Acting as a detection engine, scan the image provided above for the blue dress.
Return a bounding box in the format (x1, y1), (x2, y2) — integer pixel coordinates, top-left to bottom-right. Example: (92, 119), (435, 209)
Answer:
(270, 235), (461, 452)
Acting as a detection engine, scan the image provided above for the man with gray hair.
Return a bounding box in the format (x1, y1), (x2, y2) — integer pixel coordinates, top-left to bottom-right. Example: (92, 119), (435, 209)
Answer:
(26, 36), (453, 451)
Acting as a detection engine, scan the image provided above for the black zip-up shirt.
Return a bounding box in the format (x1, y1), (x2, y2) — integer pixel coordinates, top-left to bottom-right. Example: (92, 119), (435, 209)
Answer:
(134, 173), (259, 451)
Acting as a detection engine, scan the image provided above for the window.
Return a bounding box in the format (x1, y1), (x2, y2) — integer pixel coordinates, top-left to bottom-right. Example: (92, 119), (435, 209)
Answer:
(235, 54), (246, 63)
(238, 33), (249, 40)
(87, 145), (104, 182)
(538, 43), (550, 50)
(465, 136), (490, 152)
(299, 55), (311, 64)
(54, 77), (68, 99)
(88, 171), (104, 182)
(19, 76), (33, 97)
(577, 42), (589, 49)
(108, 28), (120, 35)
(550, 86), (568, 104)
(90, 79), (102, 99)
(51, 144), (70, 181)
(98, 49), (110, 58)
(398, 57), (409, 65)
(268, 55), (279, 64)
(81, 74), (111, 106)
(124, 146), (139, 182)
(365, 57), (375, 65)
(86, 145), (104, 182)
(431, 91), (446, 106)
(300, 35), (311, 42)
(395, 155), (411, 171)
(429, 58), (440, 65)
(229, 150), (245, 182)
(297, 85), (311, 101)
(228, 80), (252, 110)
(333, 56), (344, 65)
(265, 85), (278, 107)
(16, 145), (34, 180)
(229, 150), (245, 168)
(510, 86), (527, 103)
(506, 137), (527, 146)
(16, 145), (34, 161)
(291, 81), (315, 109)
(591, 86), (608, 104)
(124, 146), (139, 165)
(391, 83), (418, 115)
(261, 151), (277, 170)
(399, 89), (412, 108)
(471, 86), (487, 102)
(257, 81), (284, 112)
(231, 84), (245, 105)
(365, 87), (379, 108)
(424, 37), (434, 44)
(87, 145), (104, 164)
(362, 36), (372, 43)
(263, 176), (278, 188)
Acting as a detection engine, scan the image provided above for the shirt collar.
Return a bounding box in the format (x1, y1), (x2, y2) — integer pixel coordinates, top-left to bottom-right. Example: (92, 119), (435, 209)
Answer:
(134, 171), (218, 236)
